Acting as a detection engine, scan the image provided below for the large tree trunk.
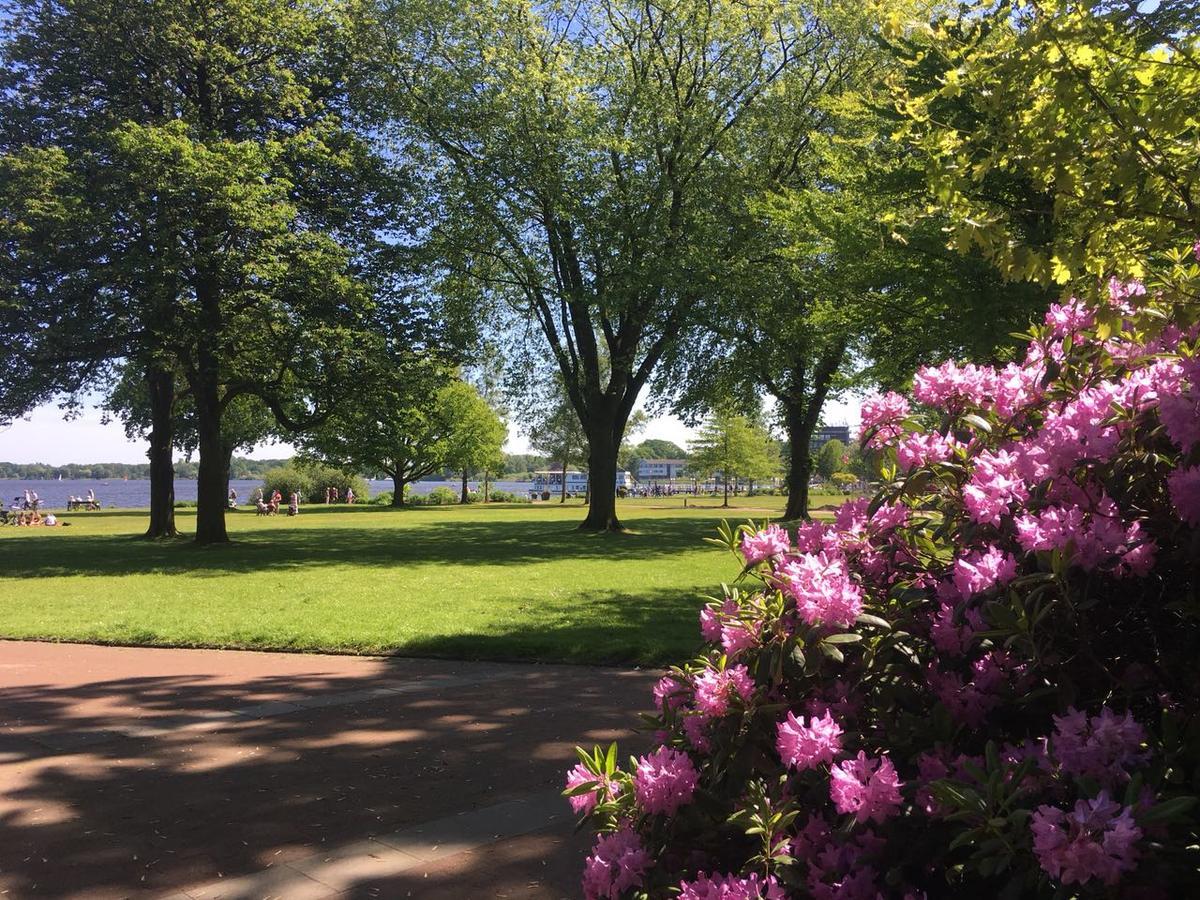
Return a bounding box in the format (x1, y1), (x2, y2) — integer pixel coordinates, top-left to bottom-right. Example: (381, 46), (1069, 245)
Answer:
(460, 469), (470, 504)
(194, 408), (231, 543)
(391, 474), (407, 507)
(723, 473), (730, 508)
(559, 456), (568, 503)
(580, 423), (621, 531)
(780, 345), (847, 522)
(783, 401), (817, 521)
(191, 268), (230, 545)
(144, 366), (177, 539)
(192, 347), (230, 545)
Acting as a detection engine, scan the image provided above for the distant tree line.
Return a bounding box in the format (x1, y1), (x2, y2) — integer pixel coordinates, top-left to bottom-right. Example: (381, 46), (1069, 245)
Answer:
(0, 458), (291, 481)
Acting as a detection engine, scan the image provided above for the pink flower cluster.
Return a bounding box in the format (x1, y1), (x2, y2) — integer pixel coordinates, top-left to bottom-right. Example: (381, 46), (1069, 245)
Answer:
(860, 391), (909, 447)
(1031, 793), (1141, 886)
(1045, 298), (1094, 336)
(582, 823), (652, 899)
(775, 552), (863, 627)
(777, 710), (843, 771)
(634, 747), (699, 816)
(739, 523), (790, 564)
(829, 752), (903, 823)
(1051, 707), (1147, 784)
(693, 664), (755, 718)
(963, 449), (1028, 525)
(1168, 465), (1200, 526)
(951, 545), (1017, 597)
(677, 871), (784, 900)
(566, 763), (620, 815)
(896, 430), (957, 471)
(912, 360), (999, 409)
(570, 284), (1198, 898)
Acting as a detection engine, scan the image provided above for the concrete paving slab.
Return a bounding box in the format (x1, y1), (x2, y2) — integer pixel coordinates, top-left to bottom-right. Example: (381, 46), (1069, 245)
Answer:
(183, 864), (341, 900)
(0, 639), (656, 898)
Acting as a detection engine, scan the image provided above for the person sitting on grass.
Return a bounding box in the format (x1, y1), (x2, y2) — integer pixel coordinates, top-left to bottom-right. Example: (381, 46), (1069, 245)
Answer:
(288, 491), (299, 516)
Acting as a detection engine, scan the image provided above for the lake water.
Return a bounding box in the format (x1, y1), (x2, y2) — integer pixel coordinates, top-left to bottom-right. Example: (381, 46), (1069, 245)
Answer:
(0, 478), (534, 510)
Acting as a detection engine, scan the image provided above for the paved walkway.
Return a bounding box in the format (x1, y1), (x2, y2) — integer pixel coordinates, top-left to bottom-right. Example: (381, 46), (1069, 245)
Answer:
(0, 641), (657, 898)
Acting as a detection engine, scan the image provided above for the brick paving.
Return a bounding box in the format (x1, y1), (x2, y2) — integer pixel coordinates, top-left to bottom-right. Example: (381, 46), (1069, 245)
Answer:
(0, 641), (656, 899)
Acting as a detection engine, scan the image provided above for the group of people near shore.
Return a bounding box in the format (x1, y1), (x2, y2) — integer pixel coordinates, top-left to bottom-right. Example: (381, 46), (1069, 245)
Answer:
(324, 486), (355, 504)
(3, 490), (61, 526)
(66, 489), (101, 510)
(229, 488), (300, 516)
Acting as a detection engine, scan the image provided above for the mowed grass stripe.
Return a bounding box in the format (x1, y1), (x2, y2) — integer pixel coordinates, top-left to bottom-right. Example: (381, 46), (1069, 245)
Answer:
(0, 495), (845, 665)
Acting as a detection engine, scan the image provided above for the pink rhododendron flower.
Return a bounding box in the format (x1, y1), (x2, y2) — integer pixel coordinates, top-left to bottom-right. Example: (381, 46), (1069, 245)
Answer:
(915, 752), (950, 815)
(1051, 707), (1147, 784)
(692, 665), (755, 718)
(929, 665), (999, 728)
(1031, 793), (1141, 887)
(774, 552), (863, 628)
(869, 502), (909, 533)
(1159, 392), (1200, 452)
(1014, 504), (1085, 553)
(795, 519), (839, 554)
(720, 620), (758, 657)
(677, 871), (784, 900)
(789, 815), (832, 861)
(896, 431), (956, 471)
(860, 391), (910, 447)
(912, 360), (998, 409)
(1167, 465), (1200, 526)
(565, 763), (620, 815)
(829, 752), (903, 823)
(653, 675), (686, 710)
(740, 523), (791, 564)
(776, 710), (843, 771)
(833, 496), (870, 533)
(634, 747), (699, 816)
(929, 600), (983, 656)
(699, 598), (738, 642)
(952, 545), (1018, 598)
(993, 361), (1041, 417)
(682, 715), (711, 752)
(1045, 299), (1094, 337)
(582, 823), (652, 899)
(963, 449), (1028, 525)
(1107, 277), (1146, 310)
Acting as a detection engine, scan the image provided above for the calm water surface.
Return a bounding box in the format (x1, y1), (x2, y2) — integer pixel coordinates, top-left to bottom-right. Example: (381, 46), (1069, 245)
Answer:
(1, 478), (533, 509)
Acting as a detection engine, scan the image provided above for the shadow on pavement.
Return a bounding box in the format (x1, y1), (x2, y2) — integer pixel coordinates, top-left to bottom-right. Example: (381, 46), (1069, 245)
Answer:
(0, 648), (657, 898)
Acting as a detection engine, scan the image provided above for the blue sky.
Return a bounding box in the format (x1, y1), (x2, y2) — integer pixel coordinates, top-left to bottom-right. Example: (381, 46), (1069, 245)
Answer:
(0, 397), (862, 466)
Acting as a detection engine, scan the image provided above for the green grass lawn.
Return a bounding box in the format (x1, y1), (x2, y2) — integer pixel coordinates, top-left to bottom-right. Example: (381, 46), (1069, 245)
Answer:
(0, 495), (848, 665)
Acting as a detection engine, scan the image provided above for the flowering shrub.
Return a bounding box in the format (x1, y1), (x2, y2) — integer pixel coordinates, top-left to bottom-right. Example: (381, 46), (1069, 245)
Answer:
(566, 281), (1200, 897)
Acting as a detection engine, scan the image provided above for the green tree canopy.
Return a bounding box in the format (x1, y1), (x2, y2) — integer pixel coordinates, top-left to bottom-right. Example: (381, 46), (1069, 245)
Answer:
(299, 366), (482, 507)
(0, 0), (410, 542)
(688, 409), (778, 508)
(441, 381), (507, 502)
(527, 378), (590, 503)
(660, 6), (1048, 520)
(888, 0), (1200, 289)
(815, 438), (849, 482)
(361, 0), (874, 531)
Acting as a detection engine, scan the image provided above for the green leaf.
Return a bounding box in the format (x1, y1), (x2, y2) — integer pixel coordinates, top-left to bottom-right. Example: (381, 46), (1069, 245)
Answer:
(1138, 796), (1198, 824)
(962, 414), (992, 433)
(856, 613), (892, 630)
(822, 633), (863, 644)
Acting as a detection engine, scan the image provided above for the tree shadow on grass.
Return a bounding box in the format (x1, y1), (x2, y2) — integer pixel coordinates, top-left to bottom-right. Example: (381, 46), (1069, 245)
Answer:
(3, 514), (731, 579)
(0, 647), (659, 898)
